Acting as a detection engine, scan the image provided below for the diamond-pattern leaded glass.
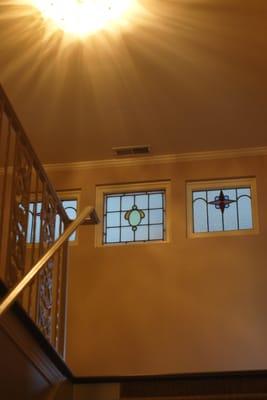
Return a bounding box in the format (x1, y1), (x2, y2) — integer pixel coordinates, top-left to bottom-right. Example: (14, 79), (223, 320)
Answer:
(192, 187), (253, 233)
(103, 191), (165, 244)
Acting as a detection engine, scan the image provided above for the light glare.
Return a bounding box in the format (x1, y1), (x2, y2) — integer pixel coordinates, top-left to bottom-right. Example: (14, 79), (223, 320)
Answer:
(31, 0), (135, 36)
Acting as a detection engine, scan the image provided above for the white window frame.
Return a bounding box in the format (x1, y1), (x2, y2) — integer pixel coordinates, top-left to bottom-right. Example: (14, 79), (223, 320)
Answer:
(186, 177), (259, 239)
(26, 190), (80, 246)
(95, 181), (171, 247)
(57, 190), (80, 245)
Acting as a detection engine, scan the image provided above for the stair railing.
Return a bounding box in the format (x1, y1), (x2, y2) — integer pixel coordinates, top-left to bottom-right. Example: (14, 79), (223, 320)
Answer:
(0, 84), (98, 357)
(0, 205), (96, 316)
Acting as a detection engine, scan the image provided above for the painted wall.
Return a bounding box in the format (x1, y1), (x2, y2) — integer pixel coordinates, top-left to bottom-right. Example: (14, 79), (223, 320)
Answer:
(47, 155), (267, 376)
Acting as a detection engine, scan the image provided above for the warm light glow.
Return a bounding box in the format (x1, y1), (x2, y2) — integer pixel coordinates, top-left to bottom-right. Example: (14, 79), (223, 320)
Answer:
(31, 0), (136, 36)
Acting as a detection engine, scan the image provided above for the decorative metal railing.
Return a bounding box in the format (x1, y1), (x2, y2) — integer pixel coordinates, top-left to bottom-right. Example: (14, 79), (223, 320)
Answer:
(0, 85), (97, 356)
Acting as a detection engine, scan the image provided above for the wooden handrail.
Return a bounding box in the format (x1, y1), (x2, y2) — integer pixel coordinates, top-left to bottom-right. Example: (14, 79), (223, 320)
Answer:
(0, 205), (97, 317)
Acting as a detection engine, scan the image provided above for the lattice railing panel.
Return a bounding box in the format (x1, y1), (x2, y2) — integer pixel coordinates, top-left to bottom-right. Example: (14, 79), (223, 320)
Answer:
(0, 85), (70, 356)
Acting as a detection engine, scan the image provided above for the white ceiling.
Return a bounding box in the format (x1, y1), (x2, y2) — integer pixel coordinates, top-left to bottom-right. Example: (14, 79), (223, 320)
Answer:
(1, 0), (267, 163)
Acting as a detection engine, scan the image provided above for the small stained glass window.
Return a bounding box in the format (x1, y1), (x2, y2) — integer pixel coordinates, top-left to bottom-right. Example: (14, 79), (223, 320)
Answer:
(27, 199), (78, 244)
(187, 178), (259, 237)
(103, 190), (166, 244)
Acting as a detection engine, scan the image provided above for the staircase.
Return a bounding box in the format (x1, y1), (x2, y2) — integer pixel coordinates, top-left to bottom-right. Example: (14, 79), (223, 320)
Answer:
(1, 85), (267, 399)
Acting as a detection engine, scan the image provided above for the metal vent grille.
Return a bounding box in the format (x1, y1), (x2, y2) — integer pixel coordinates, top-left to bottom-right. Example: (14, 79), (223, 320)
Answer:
(113, 145), (151, 157)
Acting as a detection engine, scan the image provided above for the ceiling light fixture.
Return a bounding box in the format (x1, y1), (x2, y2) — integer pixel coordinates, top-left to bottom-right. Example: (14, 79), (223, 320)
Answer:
(31, 0), (136, 36)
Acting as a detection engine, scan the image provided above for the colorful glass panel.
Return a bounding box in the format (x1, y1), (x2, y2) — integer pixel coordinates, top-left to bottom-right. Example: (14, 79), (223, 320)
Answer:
(192, 187), (253, 233)
(104, 190), (165, 244)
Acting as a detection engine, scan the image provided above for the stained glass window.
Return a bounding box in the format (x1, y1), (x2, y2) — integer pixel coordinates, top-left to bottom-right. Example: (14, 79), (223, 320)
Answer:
(103, 190), (166, 244)
(27, 199), (78, 243)
(191, 186), (254, 234)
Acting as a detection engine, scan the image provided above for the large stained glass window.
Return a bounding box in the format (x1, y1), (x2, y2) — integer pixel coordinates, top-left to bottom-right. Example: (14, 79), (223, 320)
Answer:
(187, 179), (258, 237)
(27, 199), (78, 243)
(103, 190), (166, 244)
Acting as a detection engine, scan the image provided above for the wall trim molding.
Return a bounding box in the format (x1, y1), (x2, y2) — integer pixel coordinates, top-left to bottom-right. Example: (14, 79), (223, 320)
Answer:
(44, 147), (267, 172)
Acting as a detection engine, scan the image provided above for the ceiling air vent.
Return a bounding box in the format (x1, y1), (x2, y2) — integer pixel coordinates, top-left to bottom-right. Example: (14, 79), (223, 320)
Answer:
(113, 145), (151, 157)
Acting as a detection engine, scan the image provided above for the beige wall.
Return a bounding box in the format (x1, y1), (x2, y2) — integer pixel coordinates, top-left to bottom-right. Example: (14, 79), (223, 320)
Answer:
(47, 155), (267, 376)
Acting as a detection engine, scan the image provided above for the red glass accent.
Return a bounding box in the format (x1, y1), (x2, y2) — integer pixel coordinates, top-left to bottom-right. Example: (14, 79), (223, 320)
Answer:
(208, 190), (236, 214)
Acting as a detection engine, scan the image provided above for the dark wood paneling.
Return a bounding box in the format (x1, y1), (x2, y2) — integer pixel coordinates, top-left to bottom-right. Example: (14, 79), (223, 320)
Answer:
(0, 280), (73, 380)
(0, 327), (50, 399)
(120, 371), (267, 398)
